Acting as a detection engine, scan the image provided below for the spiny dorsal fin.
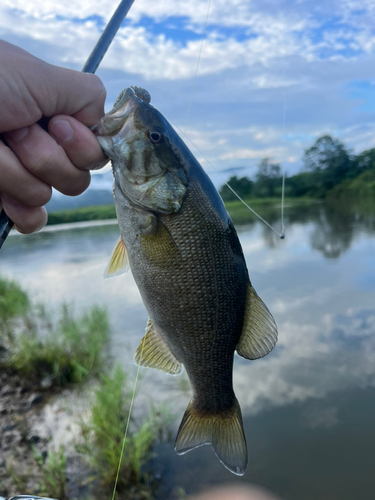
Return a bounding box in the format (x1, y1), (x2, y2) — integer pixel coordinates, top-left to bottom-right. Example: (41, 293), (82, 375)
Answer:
(134, 319), (183, 375)
(104, 236), (129, 278)
(175, 398), (247, 476)
(236, 285), (278, 360)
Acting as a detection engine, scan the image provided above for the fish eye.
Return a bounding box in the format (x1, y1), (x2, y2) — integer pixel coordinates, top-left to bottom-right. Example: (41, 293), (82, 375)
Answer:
(149, 130), (164, 144)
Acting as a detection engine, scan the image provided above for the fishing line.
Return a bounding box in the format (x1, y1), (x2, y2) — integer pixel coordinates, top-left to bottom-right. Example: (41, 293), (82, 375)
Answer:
(280, 171), (285, 238)
(171, 121), (285, 238)
(184, 0), (212, 134)
(279, 66), (287, 238)
(181, 0), (285, 238)
(111, 341), (145, 500)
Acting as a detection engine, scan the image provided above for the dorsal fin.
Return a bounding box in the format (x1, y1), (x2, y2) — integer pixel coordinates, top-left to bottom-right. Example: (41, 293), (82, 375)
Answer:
(236, 285), (278, 360)
(134, 319), (183, 375)
(104, 236), (129, 278)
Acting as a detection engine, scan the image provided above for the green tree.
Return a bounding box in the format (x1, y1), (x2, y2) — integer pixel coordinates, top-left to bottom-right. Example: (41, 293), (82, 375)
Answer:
(219, 175), (253, 202)
(303, 135), (354, 196)
(253, 158), (282, 197)
(285, 171), (316, 197)
(354, 148), (375, 174)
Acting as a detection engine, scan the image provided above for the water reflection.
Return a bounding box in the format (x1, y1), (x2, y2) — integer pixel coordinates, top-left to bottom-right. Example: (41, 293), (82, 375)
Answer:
(242, 201), (375, 259)
(1, 201), (375, 499)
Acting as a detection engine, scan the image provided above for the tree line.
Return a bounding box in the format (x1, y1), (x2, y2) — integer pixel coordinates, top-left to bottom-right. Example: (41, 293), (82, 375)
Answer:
(219, 135), (375, 201)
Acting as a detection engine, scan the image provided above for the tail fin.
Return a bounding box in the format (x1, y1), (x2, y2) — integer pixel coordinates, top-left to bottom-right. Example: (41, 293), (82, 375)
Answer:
(174, 398), (247, 476)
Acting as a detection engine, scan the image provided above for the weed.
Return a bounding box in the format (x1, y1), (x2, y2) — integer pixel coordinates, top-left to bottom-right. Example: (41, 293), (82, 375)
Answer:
(6, 446), (68, 499)
(3, 300), (110, 386)
(5, 461), (29, 493)
(35, 445), (68, 500)
(78, 365), (173, 496)
(0, 276), (29, 342)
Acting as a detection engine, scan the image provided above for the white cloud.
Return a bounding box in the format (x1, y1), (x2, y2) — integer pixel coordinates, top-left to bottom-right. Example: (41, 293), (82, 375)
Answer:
(220, 146), (287, 161)
(2, 0), (375, 175)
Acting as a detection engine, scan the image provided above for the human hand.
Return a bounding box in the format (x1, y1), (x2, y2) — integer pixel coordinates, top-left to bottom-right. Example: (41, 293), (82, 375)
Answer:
(0, 40), (108, 233)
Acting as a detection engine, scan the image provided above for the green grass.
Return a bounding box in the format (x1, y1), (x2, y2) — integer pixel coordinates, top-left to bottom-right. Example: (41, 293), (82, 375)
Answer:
(4, 304), (111, 386)
(45, 197), (318, 227)
(7, 445), (68, 499)
(77, 365), (174, 495)
(0, 276), (111, 386)
(35, 445), (68, 500)
(0, 276), (30, 341)
(0, 275), (176, 498)
(225, 196), (317, 224)
(47, 204), (116, 225)
(326, 168), (375, 215)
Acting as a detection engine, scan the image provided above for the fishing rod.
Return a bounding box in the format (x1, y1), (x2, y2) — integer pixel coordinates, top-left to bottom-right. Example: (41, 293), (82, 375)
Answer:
(0, 0), (136, 251)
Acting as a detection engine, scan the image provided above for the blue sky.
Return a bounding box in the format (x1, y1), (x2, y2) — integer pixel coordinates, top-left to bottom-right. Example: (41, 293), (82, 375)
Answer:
(2, 0), (375, 185)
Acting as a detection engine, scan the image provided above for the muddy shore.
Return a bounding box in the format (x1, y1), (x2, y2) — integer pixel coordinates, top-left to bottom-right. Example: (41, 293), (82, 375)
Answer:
(0, 368), (61, 496)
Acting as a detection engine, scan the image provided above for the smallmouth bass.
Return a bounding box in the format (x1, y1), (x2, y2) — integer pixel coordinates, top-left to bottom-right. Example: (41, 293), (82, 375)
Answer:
(93, 87), (278, 475)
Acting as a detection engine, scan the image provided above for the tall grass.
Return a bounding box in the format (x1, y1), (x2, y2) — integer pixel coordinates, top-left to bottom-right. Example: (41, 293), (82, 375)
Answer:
(4, 304), (110, 386)
(0, 276), (30, 342)
(78, 365), (174, 495)
(0, 275), (110, 386)
(0, 276), (175, 498)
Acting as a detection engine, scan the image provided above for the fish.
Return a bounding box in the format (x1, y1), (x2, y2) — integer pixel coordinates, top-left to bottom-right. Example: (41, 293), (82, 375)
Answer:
(93, 86), (278, 475)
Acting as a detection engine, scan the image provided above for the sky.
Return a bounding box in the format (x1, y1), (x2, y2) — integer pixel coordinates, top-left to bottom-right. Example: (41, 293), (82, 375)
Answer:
(2, 0), (375, 186)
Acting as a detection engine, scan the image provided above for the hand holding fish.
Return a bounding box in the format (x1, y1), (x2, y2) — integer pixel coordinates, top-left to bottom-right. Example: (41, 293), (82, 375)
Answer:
(0, 40), (108, 234)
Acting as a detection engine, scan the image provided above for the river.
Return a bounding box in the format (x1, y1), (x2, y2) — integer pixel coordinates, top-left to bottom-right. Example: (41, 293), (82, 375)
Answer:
(1, 201), (374, 500)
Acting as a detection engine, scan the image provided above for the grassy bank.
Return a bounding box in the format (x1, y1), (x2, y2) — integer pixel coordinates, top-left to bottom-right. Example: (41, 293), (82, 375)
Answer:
(46, 197), (318, 227)
(0, 276), (173, 499)
(47, 204), (117, 225)
(225, 196), (317, 224)
(326, 169), (375, 215)
(0, 275), (111, 386)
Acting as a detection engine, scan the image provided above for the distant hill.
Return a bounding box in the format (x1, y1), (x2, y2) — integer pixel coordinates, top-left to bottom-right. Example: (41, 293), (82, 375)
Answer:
(46, 171), (114, 212)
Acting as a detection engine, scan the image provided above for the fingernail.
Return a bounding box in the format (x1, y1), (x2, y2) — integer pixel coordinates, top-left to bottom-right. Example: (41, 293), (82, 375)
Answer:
(50, 119), (74, 144)
(6, 127), (29, 143)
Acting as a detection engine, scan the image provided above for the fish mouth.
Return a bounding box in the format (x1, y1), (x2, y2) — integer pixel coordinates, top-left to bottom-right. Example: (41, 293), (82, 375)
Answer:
(92, 94), (139, 138)
(93, 86), (152, 139)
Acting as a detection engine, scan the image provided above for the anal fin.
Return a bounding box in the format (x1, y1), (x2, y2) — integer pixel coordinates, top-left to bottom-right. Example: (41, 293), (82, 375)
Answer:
(236, 284), (278, 360)
(104, 236), (129, 278)
(134, 319), (183, 375)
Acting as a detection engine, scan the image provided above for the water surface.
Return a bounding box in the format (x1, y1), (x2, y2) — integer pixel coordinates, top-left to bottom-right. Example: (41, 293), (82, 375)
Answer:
(1, 202), (374, 499)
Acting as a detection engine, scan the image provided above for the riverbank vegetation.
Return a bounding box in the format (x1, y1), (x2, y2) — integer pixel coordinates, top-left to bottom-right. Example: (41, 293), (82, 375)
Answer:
(219, 135), (375, 205)
(47, 204), (116, 225)
(0, 276), (173, 499)
(44, 135), (374, 227)
(0, 275), (110, 386)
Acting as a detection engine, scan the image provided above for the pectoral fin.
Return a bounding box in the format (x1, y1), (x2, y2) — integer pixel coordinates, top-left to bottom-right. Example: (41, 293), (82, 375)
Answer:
(104, 236), (129, 278)
(236, 285), (278, 360)
(134, 319), (183, 375)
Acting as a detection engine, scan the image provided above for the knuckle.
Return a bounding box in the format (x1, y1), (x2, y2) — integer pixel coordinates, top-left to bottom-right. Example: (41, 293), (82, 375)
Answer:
(29, 150), (56, 176)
